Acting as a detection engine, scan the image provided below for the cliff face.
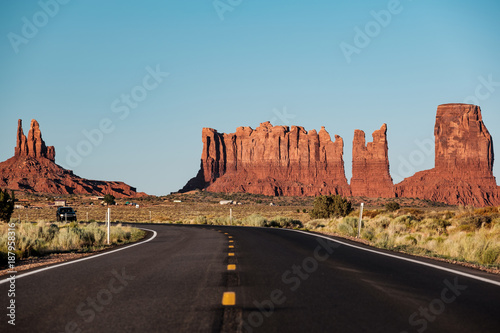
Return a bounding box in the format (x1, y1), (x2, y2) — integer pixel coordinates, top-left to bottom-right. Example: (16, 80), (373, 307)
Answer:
(0, 119), (145, 197)
(395, 104), (499, 206)
(182, 121), (351, 196)
(15, 119), (55, 161)
(351, 124), (394, 197)
(183, 104), (500, 207)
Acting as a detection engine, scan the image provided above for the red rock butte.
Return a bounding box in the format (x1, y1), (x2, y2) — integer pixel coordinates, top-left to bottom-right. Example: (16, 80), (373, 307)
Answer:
(395, 104), (499, 206)
(182, 104), (500, 206)
(0, 119), (145, 197)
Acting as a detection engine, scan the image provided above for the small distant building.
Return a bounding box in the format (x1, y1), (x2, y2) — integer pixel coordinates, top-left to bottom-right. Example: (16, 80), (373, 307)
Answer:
(54, 200), (66, 207)
(220, 200), (233, 205)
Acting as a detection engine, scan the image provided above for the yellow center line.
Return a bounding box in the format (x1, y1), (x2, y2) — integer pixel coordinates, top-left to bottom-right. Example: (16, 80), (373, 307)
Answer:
(227, 264), (236, 271)
(229, 245), (234, 248)
(228, 253), (235, 256)
(222, 292), (236, 306)
(229, 240), (234, 243)
(228, 236), (233, 239)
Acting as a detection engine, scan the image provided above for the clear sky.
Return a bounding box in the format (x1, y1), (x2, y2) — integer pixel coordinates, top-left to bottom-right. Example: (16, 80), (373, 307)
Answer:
(1, 0), (500, 196)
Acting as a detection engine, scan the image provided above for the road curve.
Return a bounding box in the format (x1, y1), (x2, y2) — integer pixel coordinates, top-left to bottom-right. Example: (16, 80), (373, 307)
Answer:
(1, 224), (499, 333)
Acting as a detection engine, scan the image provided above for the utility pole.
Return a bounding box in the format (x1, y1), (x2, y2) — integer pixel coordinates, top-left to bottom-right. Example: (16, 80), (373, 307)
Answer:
(357, 203), (364, 238)
(107, 208), (111, 245)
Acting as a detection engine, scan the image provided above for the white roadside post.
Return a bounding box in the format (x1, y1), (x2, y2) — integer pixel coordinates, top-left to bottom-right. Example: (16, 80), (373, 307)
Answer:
(357, 203), (364, 238)
(230, 208), (233, 225)
(86, 212), (89, 222)
(107, 207), (110, 245)
(149, 211), (152, 223)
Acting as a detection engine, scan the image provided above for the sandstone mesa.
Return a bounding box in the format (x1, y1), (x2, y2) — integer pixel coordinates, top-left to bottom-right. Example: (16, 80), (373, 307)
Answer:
(182, 103), (500, 207)
(0, 119), (145, 198)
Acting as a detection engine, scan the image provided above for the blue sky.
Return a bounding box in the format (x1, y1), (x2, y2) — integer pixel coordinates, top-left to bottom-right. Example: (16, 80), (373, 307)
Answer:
(1, 0), (500, 196)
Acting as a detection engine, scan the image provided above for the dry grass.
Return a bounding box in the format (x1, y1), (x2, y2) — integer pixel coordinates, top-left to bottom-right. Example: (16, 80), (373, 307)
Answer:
(0, 222), (145, 263)
(304, 209), (500, 267)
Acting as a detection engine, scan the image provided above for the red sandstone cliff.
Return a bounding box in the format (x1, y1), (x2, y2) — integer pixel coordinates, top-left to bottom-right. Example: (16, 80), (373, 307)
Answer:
(0, 119), (145, 197)
(182, 121), (351, 196)
(395, 104), (499, 206)
(183, 104), (500, 206)
(351, 124), (394, 197)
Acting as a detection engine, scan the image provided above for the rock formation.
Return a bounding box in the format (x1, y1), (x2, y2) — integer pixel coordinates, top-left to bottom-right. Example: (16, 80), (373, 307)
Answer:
(15, 119), (55, 161)
(395, 104), (499, 206)
(0, 119), (145, 197)
(351, 124), (394, 197)
(182, 121), (351, 196)
(183, 103), (500, 206)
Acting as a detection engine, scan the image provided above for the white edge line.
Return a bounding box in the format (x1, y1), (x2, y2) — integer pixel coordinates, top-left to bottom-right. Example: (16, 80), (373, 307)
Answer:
(284, 228), (500, 287)
(0, 228), (157, 285)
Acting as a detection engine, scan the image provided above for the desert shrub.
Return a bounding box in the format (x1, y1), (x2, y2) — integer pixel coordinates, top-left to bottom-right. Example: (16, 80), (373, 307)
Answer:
(388, 219), (408, 234)
(270, 216), (303, 228)
(442, 211), (455, 219)
(458, 215), (491, 231)
(385, 201), (400, 212)
(103, 194), (116, 205)
(427, 218), (451, 233)
(310, 195), (353, 219)
(404, 235), (418, 245)
(393, 215), (417, 228)
(481, 247), (500, 265)
(212, 217), (232, 225)
(362, 228), (375, 241)
(375, 232), (391, 248)
(343, 216), (362, 229)
(338, 223), (356, 237)
(243, 214), (267, 227)
(195, 216), (208, 224)
(304, 220), (326, 229)
(0, 189), (15, 223)
(373, 216), (391, 229)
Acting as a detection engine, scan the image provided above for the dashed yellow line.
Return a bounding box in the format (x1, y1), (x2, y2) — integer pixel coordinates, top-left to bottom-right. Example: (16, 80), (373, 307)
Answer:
(229, 240), (234, 243)
(228, 253), (235, 256)
(222, 292), (236, 306)
(228, 236), (233, 239)
(227, 264), (236, 271)
(229, 245), (234, 249)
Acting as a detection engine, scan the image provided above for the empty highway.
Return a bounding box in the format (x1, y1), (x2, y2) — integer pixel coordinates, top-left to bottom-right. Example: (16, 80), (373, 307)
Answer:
(1, 224), (499, 332)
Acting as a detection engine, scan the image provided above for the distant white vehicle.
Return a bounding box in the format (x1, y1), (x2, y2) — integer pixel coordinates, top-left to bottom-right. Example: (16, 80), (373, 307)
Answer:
(220, 200), (233, 205)
(173, 200), (182, 203)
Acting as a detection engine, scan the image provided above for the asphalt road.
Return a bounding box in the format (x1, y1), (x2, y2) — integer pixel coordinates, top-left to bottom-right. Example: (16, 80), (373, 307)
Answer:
(1, 224), (500, 333)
